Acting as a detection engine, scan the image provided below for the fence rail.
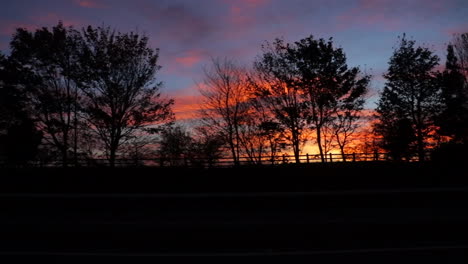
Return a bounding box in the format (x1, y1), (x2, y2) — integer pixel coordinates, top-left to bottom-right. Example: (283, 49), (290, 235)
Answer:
(0, 152), (432, 168)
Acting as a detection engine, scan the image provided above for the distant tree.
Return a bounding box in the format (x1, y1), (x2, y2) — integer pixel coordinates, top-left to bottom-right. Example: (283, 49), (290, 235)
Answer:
(375, 35), (441, 161)
(437, 44), (468, 144)
(79, 26), (174, 167)
(453, 33), (468, 76)
(119, 136), (157, 166)
(0, 54), (43, 164)
(4, 115), (43, 164)
(199, 58), (249, 166)
(158, 125), (192, 166)
(190, 126), (224, 167)
(251, 39), (309, 163)
(331, 108), (362, 161)
(9, 22), (82, 166)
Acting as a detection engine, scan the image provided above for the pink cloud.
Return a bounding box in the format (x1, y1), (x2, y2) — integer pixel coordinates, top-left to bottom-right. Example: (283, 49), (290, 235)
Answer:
(0, 21), (37, 36)
(444, 24), (468, 36)
(175, 50), (205, 67)
(31, 13), (82, 27)
(225, 0), (270, 28)
(73, 0), (105, 8)
(240, 0), (269, 8)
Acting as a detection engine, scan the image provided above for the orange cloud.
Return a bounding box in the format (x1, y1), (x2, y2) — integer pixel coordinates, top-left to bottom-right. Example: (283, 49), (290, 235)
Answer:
(169, 86), (204, 121)
(74, 0), (104, 8)
(173, 94), (202, 121)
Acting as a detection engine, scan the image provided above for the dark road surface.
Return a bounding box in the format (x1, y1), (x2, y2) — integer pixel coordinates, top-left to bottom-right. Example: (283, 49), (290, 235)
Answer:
(1, 163), (467, 262)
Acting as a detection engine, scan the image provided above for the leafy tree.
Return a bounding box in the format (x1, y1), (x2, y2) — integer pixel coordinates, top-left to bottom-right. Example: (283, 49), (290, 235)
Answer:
(3, 115), (43, 164)
(158, 125), (193, 166)
(375, 116), (415, 161)
(79, 26), (174, 167)
(437, 44), (468, 144)
(252, 39), (309, 163)
(9, 22), (82, 166)
(375, 35), (441, 161)
(289, 36), (369, 162)
(252, 36), (369, 163)
(0, 53), (42, 164)
(453, 33), (468, 76)
(190, 126), (224, 167)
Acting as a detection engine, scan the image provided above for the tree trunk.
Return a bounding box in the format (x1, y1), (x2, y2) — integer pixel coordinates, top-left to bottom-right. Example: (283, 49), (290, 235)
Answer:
(417, 128), (424, 162)
(293, 142), (300, 163)
(62, 146), (68, 167)
(340, 145), (346, 162)
(228, 134), (239, 166)
(292, 130), (301, 164)
(73, 90), (78, 167)
(316, 127), (325, 163)
(109, 146), (116, 168)
(62, 134), (68, 167)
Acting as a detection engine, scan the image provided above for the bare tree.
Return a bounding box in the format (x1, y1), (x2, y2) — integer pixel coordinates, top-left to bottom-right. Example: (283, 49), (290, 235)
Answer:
(79, 26), (174, 167)
(199, 58), (249, 166)
(331, 100), (368, 161)
(235, 96), (283, 164)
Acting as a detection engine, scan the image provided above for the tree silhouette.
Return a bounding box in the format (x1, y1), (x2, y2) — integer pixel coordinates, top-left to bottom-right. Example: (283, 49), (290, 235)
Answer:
(332, 107), (363, 161)
(375, 35), (441, 161)
(79, 26), (174, 167)
(238, 95), (284, 164)
(289, 36), (369, 162)
(158, 125), (192, 166)
(199, 58), (249, 166)
(453, 33), (468, 77)
(0, 53), (43, 164)
(9, 22), (81, 166)
(252, 36), (369, 163)
(251, 39), (309, 163)
(437, 44), (468, 144)
(190, 126), (224, 167)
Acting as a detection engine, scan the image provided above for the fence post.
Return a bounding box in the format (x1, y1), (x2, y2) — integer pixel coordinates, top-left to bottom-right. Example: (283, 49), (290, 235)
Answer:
(282, 154), (286, 164)
(329, 153), (333, 163)
(352, 152), (356, 162)
(306, 153), (310, 164)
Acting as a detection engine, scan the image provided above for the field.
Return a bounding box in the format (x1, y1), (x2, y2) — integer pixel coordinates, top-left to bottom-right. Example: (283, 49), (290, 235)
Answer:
(1, 162), (468, 263)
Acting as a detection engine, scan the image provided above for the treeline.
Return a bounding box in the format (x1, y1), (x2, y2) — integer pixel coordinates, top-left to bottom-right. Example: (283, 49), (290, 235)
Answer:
(0, 22), (467, 166)
(197, 34), (468, 164)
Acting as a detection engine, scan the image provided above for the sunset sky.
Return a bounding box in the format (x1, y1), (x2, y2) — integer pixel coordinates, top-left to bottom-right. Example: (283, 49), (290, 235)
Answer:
(1, 0), (467, 120)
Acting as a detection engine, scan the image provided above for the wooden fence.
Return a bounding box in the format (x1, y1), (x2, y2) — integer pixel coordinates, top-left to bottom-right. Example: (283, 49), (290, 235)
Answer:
(0, 152), (432, 168)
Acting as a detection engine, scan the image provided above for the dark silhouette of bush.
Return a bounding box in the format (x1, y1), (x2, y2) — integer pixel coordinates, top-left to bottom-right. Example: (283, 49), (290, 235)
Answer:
(431, 143), (468, 164)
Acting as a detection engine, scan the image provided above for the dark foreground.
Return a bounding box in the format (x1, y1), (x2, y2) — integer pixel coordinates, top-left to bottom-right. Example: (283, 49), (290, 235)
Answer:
(1, 162), (468, 263)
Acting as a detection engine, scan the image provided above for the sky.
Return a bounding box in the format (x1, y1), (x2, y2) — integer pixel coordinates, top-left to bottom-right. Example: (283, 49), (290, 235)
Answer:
(1, 0), (467, 120)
